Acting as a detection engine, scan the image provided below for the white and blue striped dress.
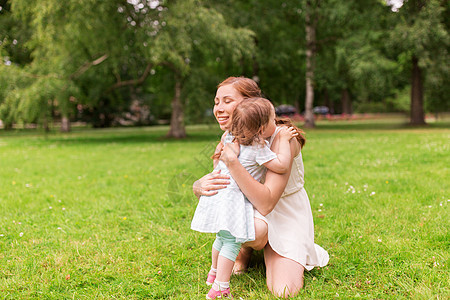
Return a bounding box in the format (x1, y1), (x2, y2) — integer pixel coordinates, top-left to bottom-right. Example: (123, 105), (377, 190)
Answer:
(191, 133), (277, 243)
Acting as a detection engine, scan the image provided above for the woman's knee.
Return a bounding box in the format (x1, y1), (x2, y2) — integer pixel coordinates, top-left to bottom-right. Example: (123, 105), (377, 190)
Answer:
(269, 278), (304, 298)
(252, 218), (268, 250)
(265, 245), (304, 298)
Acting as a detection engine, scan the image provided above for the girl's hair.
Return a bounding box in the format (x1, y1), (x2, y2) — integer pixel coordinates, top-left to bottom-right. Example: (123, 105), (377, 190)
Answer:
(230, 97), (273, 146)
(275, 117), (306, 149)
(212, 77), (306, 159)
(218, 77), (262, 98)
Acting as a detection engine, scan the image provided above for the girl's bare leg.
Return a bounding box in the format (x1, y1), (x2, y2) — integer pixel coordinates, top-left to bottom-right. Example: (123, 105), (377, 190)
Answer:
(215, 255), (235, 283)
(211, 247), (219, 269)
(264, 244), (304, 298)
(232, 218), (268, 274)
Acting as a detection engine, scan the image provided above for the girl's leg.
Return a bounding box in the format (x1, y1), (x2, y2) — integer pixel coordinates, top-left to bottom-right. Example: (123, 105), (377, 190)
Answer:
(215, 255), (235, 283)
(207, 254), (235, 299)
(206, 234), (225, 285)
(233, 217), (268, 274)
(211, 247), (220, 270)
(212, 231), (241, 290)
(264, 244), (304, 298)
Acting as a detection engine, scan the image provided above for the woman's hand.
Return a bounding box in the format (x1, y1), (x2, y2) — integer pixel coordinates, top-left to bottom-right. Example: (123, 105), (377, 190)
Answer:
(279, 126), (298, 141)
(220, 142), (240, 167)
(193, 170), (230, 198)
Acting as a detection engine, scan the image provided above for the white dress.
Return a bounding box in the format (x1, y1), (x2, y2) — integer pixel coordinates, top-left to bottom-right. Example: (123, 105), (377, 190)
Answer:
(265, 127), (329, 270)
(191, 133), (277, 243)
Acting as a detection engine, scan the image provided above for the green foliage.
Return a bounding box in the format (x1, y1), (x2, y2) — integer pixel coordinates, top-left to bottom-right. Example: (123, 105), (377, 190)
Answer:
(387, 0), (449, 111)
(213, 0), (306, 105)
(153, 0), (254, 75)
(1, 0), (132, 127)
(150, 0), (255, 133)
(0, 0), (449, 130)
(320, 1), (397, 106)
(353, 87), (410, 114)
(1, 0), (254, 131)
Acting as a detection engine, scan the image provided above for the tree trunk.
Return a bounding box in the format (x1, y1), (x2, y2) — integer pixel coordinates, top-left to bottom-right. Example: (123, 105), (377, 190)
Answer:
(60, 115), (71, 132)
(3, 122), (12, 130)
(167, 77), (186, 138)
(341, 88), (352, 115)
(304, 0), (316, 128)
(410, 56), (426, 125)
(43, 117), (50, 132)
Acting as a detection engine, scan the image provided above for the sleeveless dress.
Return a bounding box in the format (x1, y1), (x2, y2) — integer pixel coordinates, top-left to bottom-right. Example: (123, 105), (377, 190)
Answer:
(191, 133), (277, 243)
(265, 127), (329, 270)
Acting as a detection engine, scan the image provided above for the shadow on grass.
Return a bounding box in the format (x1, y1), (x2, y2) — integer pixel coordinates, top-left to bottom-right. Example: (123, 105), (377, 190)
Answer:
(0, 125), (223, 145)
(48, 132), (222, 146)
(1, 120), (448, 146)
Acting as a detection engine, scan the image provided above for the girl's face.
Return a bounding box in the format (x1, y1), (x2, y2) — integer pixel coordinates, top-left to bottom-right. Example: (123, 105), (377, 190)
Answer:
(214, 84), (244, 131)
(262, 109), (277, 138)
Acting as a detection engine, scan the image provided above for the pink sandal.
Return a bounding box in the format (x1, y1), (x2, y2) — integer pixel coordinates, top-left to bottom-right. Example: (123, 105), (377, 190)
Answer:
(206, 287), (233, 299)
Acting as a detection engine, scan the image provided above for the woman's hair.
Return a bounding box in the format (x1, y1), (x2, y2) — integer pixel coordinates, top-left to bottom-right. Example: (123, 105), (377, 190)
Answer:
(212, 77), (306, 160)
(275, 117), (306, 149)
(218, 76), (262, 98)
(230, 97), (273, 146)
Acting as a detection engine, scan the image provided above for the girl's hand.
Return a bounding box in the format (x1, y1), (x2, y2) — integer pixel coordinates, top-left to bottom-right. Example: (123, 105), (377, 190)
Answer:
(193, 170), (230, 198)
(220, 142), (240, 167)
(212, 141), (224, 160)
(279, 126), (298, 141)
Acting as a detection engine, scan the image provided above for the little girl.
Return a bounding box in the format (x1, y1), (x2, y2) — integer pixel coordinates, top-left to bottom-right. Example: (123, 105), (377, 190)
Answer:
(191, 97), (298, 299)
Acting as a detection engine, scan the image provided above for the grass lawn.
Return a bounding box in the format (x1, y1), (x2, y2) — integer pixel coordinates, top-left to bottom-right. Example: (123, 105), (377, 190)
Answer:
(0, 119), (448, 299)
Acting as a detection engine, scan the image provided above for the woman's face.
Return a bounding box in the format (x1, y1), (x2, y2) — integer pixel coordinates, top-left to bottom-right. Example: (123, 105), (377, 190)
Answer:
(214, 84), (244, 131)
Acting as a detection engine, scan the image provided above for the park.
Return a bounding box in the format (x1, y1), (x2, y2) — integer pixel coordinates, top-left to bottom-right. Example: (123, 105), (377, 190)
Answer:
(1, 0), (449, 299)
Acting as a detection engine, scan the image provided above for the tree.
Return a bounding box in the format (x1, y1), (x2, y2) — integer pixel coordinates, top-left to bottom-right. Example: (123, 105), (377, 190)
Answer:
(150, 0), (254, 138)
(303, 0), (320, 127)
(210, 0), (306, 108)
(0, 0), (32, 129)
(332, 1), (397, 114)
(1, 0), (254, 135)
(1, 0), (132, 131)
(388, 0), (449, 125)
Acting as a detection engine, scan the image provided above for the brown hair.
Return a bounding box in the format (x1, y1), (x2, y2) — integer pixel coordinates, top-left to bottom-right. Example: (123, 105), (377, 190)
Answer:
(230, 97), (273, 146)
(275, 117), (306, 149)
(218, 76), (262, 98)
(212, 77), (306, 160)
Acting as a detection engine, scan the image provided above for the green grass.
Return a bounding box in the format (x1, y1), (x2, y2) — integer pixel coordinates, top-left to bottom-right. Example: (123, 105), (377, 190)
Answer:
(0, 120), (449, 299)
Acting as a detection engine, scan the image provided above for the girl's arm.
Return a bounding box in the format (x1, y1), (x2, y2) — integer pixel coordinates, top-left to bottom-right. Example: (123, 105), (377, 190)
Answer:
(221, 135), (300, 216)
(212, 141), (224, 169)
(263, 127), (297, 174)
(212, 131), (228, 168)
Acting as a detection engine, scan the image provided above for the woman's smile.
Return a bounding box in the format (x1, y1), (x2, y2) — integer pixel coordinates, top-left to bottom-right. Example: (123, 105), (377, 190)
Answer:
(216, 116), (229, 125)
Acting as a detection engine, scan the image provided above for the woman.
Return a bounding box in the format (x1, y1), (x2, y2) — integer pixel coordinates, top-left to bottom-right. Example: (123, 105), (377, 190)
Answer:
(193, 76), (329, 298)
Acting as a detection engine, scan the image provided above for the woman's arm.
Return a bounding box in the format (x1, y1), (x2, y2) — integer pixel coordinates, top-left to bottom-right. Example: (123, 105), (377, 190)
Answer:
(221, 136), (300, 216)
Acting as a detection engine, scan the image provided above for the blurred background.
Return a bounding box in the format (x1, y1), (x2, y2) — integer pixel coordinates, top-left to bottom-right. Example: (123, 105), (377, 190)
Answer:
(0, 0), (448, 137)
